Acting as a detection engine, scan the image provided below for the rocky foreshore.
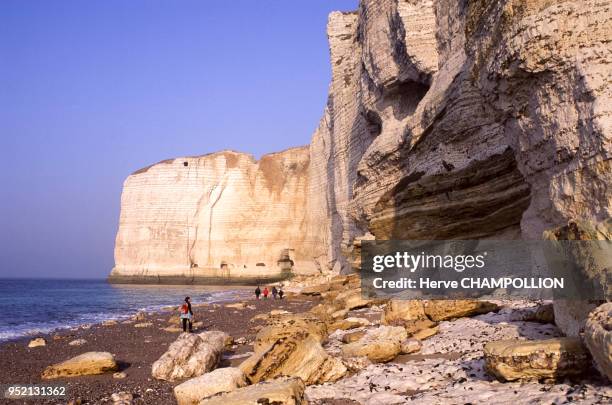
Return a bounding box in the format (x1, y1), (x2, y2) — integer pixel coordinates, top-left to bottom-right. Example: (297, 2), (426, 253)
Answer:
(2, 276), (610, 404)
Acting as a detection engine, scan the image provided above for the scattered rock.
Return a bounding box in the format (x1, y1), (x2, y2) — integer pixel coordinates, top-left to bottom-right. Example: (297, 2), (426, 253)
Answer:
(174, 367), (247, 405)
(225, 302), (246, 309)
(423, 300), (499, 321)
(240, 331), (347, 385)
(134, 322), (153, 328)
(42, 352), (118, 379)
(198, 377), (306, 405)
(152, 332), (226, 381)
(269, 309), (290, 316)
(329, 317), (370, 332)
(510, 303), (556, 325)
(342, 331), (366, 344)
(254, 313), (327, 352)
(412, 326), (439, 340)
(162, 326), (183, 333)
(400, 338), (422, 354)
(111, 391), (133, 405)
(113, 371), (127, 379)
(301, 284), (330, 296)
(168, 315), (181, 324)
(382, 300), (427, 325)
(336, 289), (371, 310)
(103, 320), (118, 326)
(68, 338), (87, 346)
(342, 326), (407, 363)
(341, 356), (372, 373)
(28, 337), (46, 348)
(484, 338), (589, 381)
(584, 303), (612, 381)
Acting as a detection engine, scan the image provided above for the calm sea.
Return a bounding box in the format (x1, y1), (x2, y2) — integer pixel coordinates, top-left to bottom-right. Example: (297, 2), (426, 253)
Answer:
(0, 279), (250, 342)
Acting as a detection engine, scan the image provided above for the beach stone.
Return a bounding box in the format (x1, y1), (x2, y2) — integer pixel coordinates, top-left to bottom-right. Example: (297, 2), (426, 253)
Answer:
(412, 326), (439, 340)
(226, 302), (246, 309)
(301, 283), (330, 296)
(198, 377), (306, 405)
(254, 313), (327, 352)
(113, 371), (127, 379)
(103, 320), (118, 326)
(111, 392), (133, 405)
(400, 338), (422, 354)
(42, 352), (118, 379)
(199, 330), (232, 348)
(28, 337), (46, 348)
(342, 326), (407, 363)
(68, 338), (87, 346)
(162, 326), (183, 333)
(134, 322), (153, 328)
(382, 300), (427, 324)
(484, 338), (590, 381)
(336, 289), (371, 310)
(329, 317), (370, 332)
(526, 304), (555, 324)
(342, 331), (366, 344)
(168, 315), (181, 324)
(174, 367), (247, 405)
(584, 303), (612, 381)
(309, 302), (343, 322)
(341, 355), (372, 373)
(423, 300), (499, 321)
(152, 332), (225, 381)
(269, 309), (290, 316)
(240, 331), (347, 385)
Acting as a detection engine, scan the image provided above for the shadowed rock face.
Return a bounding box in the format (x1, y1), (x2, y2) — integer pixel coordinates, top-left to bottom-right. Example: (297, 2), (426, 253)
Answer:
(350, 0), (611, 249)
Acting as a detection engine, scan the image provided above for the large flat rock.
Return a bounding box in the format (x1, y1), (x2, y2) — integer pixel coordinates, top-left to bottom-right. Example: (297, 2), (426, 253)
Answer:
(199, 377), (306, 405)
(42, 352), (118, 379)
(484, 338), (589, 381)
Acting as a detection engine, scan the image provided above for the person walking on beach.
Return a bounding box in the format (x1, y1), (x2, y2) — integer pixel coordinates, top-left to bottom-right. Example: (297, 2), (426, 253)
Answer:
(255, 286), (261, 300)
(180, 296), (193, 333)
(272, 286), (278, 299)
(263, 286), (269, 299)
(278, 288), (284, 299)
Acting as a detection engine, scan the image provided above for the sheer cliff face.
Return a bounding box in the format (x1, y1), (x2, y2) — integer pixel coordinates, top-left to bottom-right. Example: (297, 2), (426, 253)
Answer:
(113, 147), (328, 277)
(314, 0), (610, 335)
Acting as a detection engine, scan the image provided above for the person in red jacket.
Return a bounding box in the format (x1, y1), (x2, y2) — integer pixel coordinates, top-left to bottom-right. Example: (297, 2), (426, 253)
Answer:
(179, 296), (193, 332)
(263, 287), (269, 299)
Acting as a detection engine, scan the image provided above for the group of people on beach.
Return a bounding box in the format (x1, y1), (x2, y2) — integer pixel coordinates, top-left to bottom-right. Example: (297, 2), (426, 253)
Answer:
(254, 285), (284, 300)
(178, 285), (286, 333)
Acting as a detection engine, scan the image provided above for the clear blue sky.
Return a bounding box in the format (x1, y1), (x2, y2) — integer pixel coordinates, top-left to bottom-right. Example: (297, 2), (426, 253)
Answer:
(0, 0), (357, 279)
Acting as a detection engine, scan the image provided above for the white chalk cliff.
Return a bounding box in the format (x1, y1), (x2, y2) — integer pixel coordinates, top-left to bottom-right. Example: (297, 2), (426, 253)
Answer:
(112, 147), (328, 280)
(112, 0), (611, 333)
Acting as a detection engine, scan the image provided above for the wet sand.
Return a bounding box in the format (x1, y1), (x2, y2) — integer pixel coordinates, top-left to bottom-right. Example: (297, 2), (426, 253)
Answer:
(0, 295), (318, 405)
